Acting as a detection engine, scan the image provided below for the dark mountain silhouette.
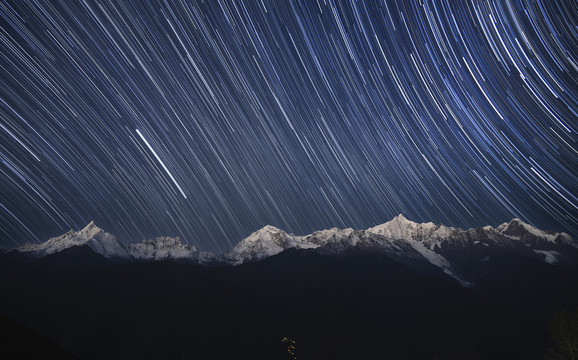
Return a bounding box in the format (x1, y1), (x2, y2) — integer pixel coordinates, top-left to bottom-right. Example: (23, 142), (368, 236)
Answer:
(0, 312), (77, 359)
(1, 246), (577, 359)
(2, 217), (577, 359)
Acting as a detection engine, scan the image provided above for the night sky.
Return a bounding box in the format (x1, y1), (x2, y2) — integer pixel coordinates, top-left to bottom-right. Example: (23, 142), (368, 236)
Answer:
(1, 0), (576, 253)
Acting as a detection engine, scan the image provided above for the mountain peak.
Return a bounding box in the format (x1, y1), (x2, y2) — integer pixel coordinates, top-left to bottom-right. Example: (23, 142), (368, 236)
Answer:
(127, 236), (215, 262)
(497, 218), (572, 245)
(18, 222), (127, 259)
(368, 214), (432, 240)
(393, 213), (409, 222)
(388, 214), (428, 227)
(501, 218), (536, 232)
(224, 225), (315, 265)
(256, 225), (284, 234)
(16, 216), (576, 271)
(80, 221), (101, 235)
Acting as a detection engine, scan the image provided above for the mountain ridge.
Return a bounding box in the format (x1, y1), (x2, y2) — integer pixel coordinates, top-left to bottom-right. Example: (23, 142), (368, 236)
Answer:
(12, 215), (577, 287)
(3, 216), (578, 359)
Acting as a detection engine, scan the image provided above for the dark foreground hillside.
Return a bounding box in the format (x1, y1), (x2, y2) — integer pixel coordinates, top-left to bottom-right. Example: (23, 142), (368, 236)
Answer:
(1, 247), (577, 360)
(0, 312), (77, 359)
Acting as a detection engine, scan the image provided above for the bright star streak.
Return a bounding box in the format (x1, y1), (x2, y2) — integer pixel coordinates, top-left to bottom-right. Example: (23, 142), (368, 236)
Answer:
(136, 129), (187, 200)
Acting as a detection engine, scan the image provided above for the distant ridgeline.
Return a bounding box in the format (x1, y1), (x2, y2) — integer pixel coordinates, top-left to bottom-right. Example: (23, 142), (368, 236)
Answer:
(1, 215), (577, 359)
(10, 215), (577, 287)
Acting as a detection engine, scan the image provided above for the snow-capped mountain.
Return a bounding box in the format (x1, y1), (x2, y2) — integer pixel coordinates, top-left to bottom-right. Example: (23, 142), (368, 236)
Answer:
(368, 214), (441, 241)
(224, 224), (422, 265)
(14, 216), (576, 286)
(16, 222), (216, 263)
(221, 215), (576, 286)
(303, 227), (421, 260)
(497, 218), (575, 247)
(368, 215), (576, 259)
(366, 214), (460, 277)
(223, 225), (317, 265)
(127, 236), (215, 263)
(223, 220), (470, 284)
(17, 221), (128, 259)
(5, 218), (577, 360)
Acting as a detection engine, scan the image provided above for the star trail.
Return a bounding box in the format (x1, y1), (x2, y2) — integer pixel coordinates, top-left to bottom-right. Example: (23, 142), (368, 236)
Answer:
(1, 0), (576, 253)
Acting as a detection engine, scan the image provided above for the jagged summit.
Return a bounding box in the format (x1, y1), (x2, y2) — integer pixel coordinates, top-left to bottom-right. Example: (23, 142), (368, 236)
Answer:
(223, 225), (316, 265)
(386, 214), (418, 227)
(393, 213), (410, 221)
(17, 223), (218, 263)
(368, 214), (437, 241)
(256, 224), (284, 233)
(18, 222), (128, 259)
(496, 218), (573, 246)
(127, 236), (215, 263)
(14, 217), (577, 284)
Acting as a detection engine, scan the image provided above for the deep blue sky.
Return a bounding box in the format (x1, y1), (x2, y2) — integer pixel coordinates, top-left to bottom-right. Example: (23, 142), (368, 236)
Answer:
(1, 0), (576, 253)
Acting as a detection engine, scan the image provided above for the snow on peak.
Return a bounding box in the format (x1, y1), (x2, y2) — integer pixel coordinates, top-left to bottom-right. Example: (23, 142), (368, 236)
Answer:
(224, 225), (316, 265)
(15, 216), (575, 271)
(17, 222), (128, 258)
(258, 224), (283, 233)
(367, 215), (438, 241)
(79, 221), (102, 238)
(305, 227), (356, 247)
(432, 224), (457, 238)
(128, 236), (211, 262)
(392, 213), (413, 224)
(497, 218), (572, 245)
(497, 218), (532, 233)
